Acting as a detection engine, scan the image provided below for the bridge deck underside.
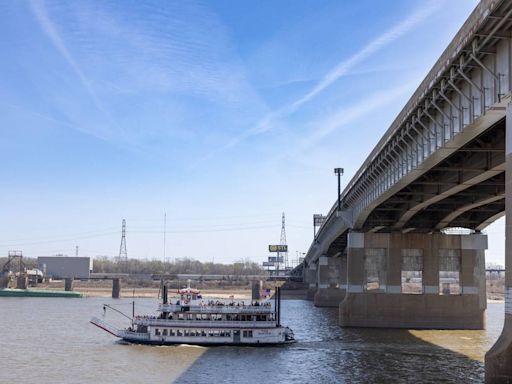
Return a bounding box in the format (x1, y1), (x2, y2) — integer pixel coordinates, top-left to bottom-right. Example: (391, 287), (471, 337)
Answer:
(364, 119), (505, 233)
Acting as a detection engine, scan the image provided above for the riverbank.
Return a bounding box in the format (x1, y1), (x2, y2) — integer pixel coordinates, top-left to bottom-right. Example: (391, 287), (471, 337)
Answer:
(33, 281), (253, 299)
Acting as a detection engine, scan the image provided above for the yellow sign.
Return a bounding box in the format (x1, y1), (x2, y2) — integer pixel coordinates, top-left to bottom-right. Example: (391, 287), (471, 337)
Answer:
(268, 245), (288, 252)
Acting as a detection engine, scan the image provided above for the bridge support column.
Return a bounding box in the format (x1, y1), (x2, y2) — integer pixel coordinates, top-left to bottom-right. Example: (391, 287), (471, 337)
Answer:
(304, 263), (317, 300)
(112, 278), (120, 299)
(340, 231), (486, 329)
(485, 102), (512, 383)
(314, 255), (347, 307)
(64, 277), (74, 291)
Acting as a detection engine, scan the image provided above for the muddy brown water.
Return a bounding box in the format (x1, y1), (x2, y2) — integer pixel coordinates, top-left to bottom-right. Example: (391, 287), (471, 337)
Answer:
(0, 298), (504, 383)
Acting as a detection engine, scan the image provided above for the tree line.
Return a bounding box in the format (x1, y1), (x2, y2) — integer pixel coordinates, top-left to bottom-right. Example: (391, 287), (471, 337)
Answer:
(1, 256), (266, 276)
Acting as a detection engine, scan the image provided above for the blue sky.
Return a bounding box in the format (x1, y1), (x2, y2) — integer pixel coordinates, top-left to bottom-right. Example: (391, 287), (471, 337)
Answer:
(2, 0), (503, 265)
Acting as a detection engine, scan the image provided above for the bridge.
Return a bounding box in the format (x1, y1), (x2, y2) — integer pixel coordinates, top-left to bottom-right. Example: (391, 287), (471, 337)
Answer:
(297, 0), (512, 381)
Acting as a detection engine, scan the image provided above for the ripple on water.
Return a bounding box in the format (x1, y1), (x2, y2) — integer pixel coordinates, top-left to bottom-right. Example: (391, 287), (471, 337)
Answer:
(0, 297), (503, 383)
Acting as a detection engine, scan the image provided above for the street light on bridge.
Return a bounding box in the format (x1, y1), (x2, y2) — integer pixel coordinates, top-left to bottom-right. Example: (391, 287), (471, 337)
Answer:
(334, 167), (344, 211)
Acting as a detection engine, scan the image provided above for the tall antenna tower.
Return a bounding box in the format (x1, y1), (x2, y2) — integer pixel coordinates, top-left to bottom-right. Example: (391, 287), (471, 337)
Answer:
(118, 219), (128, 270)
(280, 212), (288, 269)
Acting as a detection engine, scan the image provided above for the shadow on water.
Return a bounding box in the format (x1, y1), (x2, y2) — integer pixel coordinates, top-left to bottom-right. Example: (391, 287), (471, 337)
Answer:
(171, 300), (503, 384)
(1, 297), (499, 383)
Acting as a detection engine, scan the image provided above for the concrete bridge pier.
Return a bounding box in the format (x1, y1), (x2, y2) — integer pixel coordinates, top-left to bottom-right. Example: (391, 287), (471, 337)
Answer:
(304, 262), (317, 300)
(64, 278), (74, 291)
(314, 255), (347, 307)
(485, 102), (512, 383)
(339, 231), (486, 329)
(112, 278), (121, 299)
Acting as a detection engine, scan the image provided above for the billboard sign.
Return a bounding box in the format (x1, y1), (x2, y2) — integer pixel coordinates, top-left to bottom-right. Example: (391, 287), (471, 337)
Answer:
(262, 261), (275, 267)
(268, 256), (284, 263)
(313, 214), (326, 226)
(268, 244), (288, 253)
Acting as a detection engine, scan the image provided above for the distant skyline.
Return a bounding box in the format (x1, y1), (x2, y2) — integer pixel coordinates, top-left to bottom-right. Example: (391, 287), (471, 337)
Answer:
(1, 0), (504, 265)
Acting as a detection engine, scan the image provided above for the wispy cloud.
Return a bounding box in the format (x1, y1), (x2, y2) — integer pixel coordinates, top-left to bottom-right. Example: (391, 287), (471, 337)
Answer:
(201, 1), (442, 161)
(293, 83), (415, 155)
(0, 100), (108, 141)
(27, 1), (268, 155)
(289, 2), (442, 110)
(29, 0), (115, 126)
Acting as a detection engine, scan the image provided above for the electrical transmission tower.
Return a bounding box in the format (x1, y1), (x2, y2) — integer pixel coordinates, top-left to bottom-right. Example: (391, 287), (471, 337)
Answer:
(118, 219), (128, 271)
(280, 212), (288, 270)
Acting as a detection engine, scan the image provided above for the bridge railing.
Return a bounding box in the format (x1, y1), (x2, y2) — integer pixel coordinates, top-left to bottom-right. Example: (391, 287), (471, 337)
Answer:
(308, 0), (510, 261)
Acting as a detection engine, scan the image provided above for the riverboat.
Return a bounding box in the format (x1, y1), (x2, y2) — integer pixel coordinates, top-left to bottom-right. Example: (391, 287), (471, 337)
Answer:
(90, 285), (295, 346)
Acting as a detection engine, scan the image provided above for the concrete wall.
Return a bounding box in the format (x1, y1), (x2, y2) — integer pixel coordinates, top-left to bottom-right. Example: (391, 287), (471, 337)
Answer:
(314, 255), (347, 307)
(339, 232), (487, 329)
(304, 262), (317, 300)
(38, 256), (92, 279)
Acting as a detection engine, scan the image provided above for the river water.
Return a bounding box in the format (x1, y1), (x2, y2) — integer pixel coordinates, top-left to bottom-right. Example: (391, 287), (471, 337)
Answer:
(0, 297), (504, 383)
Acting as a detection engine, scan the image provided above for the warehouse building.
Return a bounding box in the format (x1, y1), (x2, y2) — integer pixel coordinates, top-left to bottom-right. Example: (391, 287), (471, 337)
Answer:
(38, 256), (92, 279)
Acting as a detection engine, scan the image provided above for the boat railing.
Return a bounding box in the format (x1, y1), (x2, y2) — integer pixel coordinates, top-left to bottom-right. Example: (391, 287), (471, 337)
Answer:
(158, 304), (273, 314)
(134, 318), (277, 328)
(120, 330), (150, 340)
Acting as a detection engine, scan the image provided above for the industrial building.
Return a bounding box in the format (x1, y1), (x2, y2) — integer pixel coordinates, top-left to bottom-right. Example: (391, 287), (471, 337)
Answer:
(38, 256), (92, 279)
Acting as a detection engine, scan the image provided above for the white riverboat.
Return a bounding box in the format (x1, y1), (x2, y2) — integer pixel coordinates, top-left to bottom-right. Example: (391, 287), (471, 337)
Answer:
(91, 285), (295, 346)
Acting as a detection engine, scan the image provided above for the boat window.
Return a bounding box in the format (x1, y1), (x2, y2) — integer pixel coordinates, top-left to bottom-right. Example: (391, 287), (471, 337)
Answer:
(243, 330), (253, 338)
(170, 329), (175, 336)
(192, 294), (197, 300)
(187, 314), (193, 320)
(177, 330), (183, 336)
(155, 328), (160, 336)
(162, 329), (168, 336)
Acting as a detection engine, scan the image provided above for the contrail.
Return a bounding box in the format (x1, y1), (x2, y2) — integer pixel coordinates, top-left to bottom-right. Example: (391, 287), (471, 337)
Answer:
(290, 2), (442, 111)
(29, 0), (115, 126)
(198, 0), (442, 163)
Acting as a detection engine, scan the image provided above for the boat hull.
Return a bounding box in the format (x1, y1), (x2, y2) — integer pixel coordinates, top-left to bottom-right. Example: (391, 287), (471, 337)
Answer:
(120, 337), (296, 347)
(91, 317), (295, 346)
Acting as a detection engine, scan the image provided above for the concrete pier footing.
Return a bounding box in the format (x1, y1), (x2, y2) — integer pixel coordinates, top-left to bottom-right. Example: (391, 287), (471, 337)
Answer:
(314, 255), (347, 307)
(485, 101), (512, 382)
(486, 314), (512, 383)
(16, 276), (28, 290)
(304, 263), (317, 301)
(112, 278), (120, 299)
(251, 281), (260, 301)
(340, 231), (487, 329)
(64, 278), (74, 291)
